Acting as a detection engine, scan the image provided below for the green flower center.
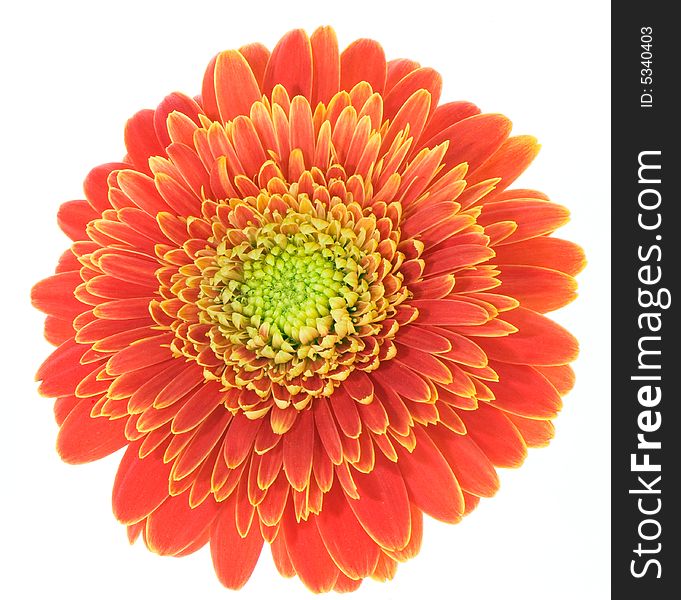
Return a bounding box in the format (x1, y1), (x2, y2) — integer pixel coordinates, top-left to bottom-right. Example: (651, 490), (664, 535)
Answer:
(237, 243), (344, 340)
(205, 209), (369, 367)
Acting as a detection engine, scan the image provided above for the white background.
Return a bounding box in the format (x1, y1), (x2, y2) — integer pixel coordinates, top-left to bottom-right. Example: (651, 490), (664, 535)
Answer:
(0, 1), (611, 598)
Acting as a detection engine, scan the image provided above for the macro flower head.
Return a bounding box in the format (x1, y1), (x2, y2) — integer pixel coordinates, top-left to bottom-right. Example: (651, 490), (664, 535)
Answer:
(32, 26), (584, 593)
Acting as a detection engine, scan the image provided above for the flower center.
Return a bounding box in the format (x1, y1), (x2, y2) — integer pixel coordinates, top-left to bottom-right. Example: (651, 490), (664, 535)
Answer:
(206, 209), (366, 367)
(237, 245), (342, 341)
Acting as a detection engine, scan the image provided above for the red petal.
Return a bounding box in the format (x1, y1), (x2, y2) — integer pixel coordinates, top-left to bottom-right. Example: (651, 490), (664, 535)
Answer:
(469, 136), (541, 199)
(457, 404), (527, 468)
(32, 272), (85, 320)
(345, 451), (411, 551)
(57, 399), (127, 463)
(395, 425), (464, 522)
(419, 101), (481, 148)
(340, 38), (386, 94)
(384, 67), (441, 123)
(282, 409), (314, 491)
(214, 50), (262, 122)
(263, 29), (313, 99)
(492, 236), (586, 276)
(146, 493), (219, 556)
(84, 162), (129, 213)
(282, 504), (340, 593)
(488, 361), (562, 418)
(316, 485), (380, 579)
(105, 334), (173, 376)
(310, 26), (340, 105)
(239, 43), (270, 89)
(124, 109), (164, 174)
(36, 338), (99, 398)
(153, 92), (202, 148)
(210, 495), (264, 589)
(57, 200), (98, 241)
(478, 199), (570, 243)
(409, 299), (490, 326)
(496, 265), (577, 313)
(426, 425), (499, 497)
(478, 307), (579, 366)
(112, 443), (172, 524)
(435, 113), (511, 173)
(330, 387), (362, 438)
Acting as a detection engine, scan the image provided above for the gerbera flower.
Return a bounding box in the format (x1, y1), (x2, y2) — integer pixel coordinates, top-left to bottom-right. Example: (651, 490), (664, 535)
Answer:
(32, 26), (584, 593)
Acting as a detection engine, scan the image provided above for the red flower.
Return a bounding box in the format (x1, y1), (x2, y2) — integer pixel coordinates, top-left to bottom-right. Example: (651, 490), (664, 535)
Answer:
(32, 27), (584, 593)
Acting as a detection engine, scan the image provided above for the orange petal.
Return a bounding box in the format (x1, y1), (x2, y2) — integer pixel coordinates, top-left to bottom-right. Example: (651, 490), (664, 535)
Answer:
(372, 361), (430, 403)
(340, 38), (386, 93)
(345, 451), (411, 551)
(84, 161), (129, 213)
(478, 199), (570, 243)
(105, 334), (173, 376)
(263, 29), (313, 99)
(153, 92), (202, 148)
(385, 503), (423, 561)
(146, 492), (219, 556)
(434, 113), (511, 174)
(222, 413), (262, 468)
(419, 101), (481, 148)
(282, 504), (340, 593)
(469, 136), (541, 199)
(507, 413), (555, 447)
(316, 485), (381, 579)
(313, 400), (343, 465)
(210, 495), (263, 589)
(385, 58), (420, 91)
(57, 398), (127, 463)
(310, 26), (340, 105)
(423, 244), (496, 277)
(488, 361), (562, 419)
(426, 425), (499, 497)
(383, 67), (441, 123)
(124, 109), (164, 175)
(282, 409), (314, 491)
(172, 408), (232, 480)
(409, 299), (490, 326)
(535, 364), (576, 395)
(496, 265), (577, 313)
(238, 42), (270, 89)
(214, 50), (262, 122)
(36, 338), (99, 398)
(395, 425), (464, 522)
(57, 200), (98, 241)
(457, 403), (527, 468)
(44, 316), (74, 346)
(330, 387), (362, 438)
(479, 307), (579, 366)
(492, 236), (587, 276)
(397, 324), (451, 354)
(32, 272), (85, 320)
(394, 343), (452, 384)
(172, 382), (228, 434)
(112, 442), (172, 524)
